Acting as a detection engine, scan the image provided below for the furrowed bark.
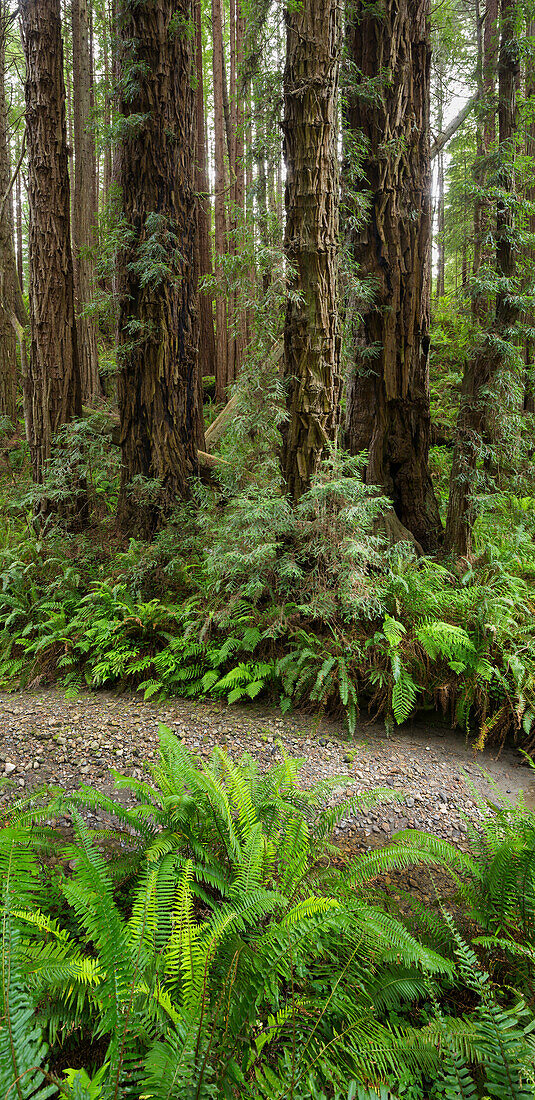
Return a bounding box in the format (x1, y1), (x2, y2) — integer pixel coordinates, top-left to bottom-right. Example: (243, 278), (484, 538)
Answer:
(0, 2), (26, 422)
(194, 0), (216, 381)
(20, 0), (81, 485)
(212, 0), (229, 400)
(344, 0), (442, 550)
(281, 0), (342, 499)
(72, 0), (100, 404)
(116, 0), (204, 537)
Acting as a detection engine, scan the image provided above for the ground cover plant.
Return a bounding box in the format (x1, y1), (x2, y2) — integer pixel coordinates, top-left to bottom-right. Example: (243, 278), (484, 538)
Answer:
(2, 727), (535, 1099)
(0, 424), (533, 755)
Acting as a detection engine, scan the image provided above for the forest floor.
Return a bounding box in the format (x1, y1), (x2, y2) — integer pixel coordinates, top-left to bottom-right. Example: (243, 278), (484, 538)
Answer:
(0, 687), (529, 837)
(1, 689), (529, 916)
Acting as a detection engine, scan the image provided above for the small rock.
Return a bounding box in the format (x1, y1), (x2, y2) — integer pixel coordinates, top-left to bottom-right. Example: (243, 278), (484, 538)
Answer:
(4, 762), (16, 776)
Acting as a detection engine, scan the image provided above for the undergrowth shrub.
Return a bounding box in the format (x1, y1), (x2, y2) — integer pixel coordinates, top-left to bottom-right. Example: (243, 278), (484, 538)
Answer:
(0, 382), (534, 749)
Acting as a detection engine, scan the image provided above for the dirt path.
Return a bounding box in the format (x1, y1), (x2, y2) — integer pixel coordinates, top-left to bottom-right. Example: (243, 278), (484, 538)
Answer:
(0, 688), (530, 845)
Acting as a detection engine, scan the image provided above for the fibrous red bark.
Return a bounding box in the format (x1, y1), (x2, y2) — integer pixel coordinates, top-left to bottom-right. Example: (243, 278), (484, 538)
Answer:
(281, 0), (342, 499)
(344, 0), (442, 550)
(116, 0), (204, 536)
(20, 0), (81, 485)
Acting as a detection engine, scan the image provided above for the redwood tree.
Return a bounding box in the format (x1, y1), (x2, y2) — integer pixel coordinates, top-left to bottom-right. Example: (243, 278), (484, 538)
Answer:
(212, 0), (229, 400)
(20, 0), (81, 485)
(472, 0), (499, 321)
(194, 0), (216, 381)
(344, 0), (441, 550)
(116, 0), (204, 535)
(0, 1), (26, 422)
(445, 0), (520, 557)
(72, 0), (100, 404)
(281, 0), (342, 499)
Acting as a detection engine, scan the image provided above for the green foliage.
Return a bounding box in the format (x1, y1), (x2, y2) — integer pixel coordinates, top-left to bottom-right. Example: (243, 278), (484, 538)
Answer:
(6, 732), (535, 1098)
(2, 729), (461, 1099)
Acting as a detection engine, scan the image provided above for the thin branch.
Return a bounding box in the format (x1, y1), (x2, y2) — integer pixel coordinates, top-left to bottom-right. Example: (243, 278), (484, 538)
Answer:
(0, 126), (26, 222)
(430, 93), (479, 161)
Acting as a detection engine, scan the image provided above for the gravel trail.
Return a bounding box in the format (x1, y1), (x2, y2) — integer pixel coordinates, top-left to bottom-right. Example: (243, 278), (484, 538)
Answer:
(0, 689), (531, 845)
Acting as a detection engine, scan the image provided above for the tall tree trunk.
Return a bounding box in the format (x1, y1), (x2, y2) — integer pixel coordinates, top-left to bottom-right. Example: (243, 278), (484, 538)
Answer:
(72, 0), (100, 403)
(89, 2), (98, 247)
(230, 0), (246, 382)
(20, 0), (81, 485)
(245, 82), (254, 344)
(344, 0), (441, 550)
(445, 0), (520, 557)
(281, 0), (342, 499)
(63, 0), (75, 237)
(226, 0), (246, 386)
(102, 0), (112, 202)
(472, 0), (499, 321)
(212, 0), (228, 400)
(254, 75), (270, 296)
(0, 3), (26, 421)
(116, 0), (204, 536)
(435, 71), (445, 299)
(524, 16), (535, 413)
(15, 168), (23, 294)
(194, 0), (216, 381)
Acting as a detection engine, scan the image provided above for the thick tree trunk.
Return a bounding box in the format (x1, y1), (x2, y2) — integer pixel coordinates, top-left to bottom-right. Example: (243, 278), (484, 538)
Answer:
(20, 0), (81, 485)
(194, 0), (216, 381)
(116, 0), (204, 536)
(445, 0), (520, 557)
(212, 0), (228, 400)
(72, 0), (100, 404)
(344, 0), (441, 550)
(0, 4), (26, 422)
(281, 0), (342, 499)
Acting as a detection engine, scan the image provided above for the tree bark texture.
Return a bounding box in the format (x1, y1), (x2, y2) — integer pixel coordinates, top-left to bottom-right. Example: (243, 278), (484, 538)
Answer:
(72, 0), (100, 404)
(344, 0), (441, 550)
(20, 0), (81, 484)
(212, 0), (229, 400)
(0, 4), (26, 422)
(102, 0), (112, 203)
(472, 0), (499, 320)
(16, 168), (23, 293)
(116, 0), (204, 536)
(444, 0), (520, 557)
(194, 0), (216, 381)
(281, 0), (342, 499)
(435, 69), (445, 299)
(524, 16), (535, 413)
